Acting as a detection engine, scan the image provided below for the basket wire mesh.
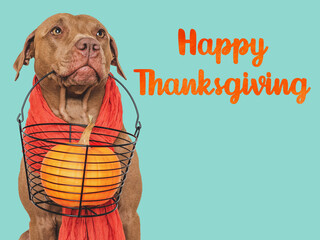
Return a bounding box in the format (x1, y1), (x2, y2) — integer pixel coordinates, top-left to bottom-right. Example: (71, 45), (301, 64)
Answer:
(17, 72), (141, 217)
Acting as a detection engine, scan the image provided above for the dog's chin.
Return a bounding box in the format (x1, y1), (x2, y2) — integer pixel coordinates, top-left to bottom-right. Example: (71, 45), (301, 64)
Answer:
(62, 66), (100, 95)
(66, 66), (99, 86)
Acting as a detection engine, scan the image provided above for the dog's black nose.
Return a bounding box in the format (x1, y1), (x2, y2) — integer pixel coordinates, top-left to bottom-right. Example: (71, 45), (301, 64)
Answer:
(75, 37), (100, 58)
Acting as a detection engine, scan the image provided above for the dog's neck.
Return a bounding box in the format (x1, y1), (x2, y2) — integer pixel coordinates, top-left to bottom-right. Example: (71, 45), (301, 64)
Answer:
(40, 81), (105, 125)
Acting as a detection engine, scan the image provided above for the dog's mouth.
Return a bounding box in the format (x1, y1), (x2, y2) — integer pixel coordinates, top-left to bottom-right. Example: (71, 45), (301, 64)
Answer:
(61, 65), (99, 87)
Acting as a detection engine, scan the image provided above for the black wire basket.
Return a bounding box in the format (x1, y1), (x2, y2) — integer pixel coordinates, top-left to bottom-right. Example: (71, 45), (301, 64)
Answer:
(17, 72), (141, 217)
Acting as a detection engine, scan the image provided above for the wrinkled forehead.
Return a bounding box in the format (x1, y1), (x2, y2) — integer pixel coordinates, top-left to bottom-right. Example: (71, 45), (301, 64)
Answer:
(36, 13), (108, 36)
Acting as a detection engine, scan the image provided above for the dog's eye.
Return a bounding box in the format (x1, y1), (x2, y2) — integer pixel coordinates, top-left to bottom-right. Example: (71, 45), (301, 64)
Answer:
(51, 27), (62, 36)
(96, 29), (106, 38)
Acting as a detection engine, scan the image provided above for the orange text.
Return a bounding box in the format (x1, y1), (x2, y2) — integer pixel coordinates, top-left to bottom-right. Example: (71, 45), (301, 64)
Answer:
(178, 29), (268, 67)
(134, 69), (310, 104)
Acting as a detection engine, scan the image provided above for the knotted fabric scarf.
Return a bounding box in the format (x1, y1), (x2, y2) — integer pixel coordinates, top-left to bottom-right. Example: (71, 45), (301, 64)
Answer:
(24, 73), (125, 240)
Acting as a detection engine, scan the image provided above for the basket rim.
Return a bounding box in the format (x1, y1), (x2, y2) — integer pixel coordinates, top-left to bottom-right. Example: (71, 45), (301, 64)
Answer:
(31, 199), (119, 218)
(22, 122), (138, 148)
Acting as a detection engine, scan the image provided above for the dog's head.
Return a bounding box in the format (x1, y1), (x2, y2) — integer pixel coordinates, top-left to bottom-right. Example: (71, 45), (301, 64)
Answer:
(14, 13), (126, 95)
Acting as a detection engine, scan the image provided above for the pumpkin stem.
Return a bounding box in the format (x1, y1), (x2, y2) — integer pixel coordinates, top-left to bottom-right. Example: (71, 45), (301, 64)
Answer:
(78, 115), (95, 145)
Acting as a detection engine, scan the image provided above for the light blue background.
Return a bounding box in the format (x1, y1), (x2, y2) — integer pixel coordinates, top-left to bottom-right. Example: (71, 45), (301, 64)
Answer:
(0, 0), (319, 239)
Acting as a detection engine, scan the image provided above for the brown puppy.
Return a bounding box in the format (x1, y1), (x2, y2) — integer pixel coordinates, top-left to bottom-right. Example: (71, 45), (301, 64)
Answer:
(14, 13), (142, 240)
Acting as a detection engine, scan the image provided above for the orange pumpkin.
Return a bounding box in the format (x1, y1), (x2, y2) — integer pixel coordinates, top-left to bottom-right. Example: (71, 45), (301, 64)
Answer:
(40, 117), (121, 207)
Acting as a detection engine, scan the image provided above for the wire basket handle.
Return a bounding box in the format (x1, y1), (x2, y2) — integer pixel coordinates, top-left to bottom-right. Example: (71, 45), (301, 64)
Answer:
(16, 71), (54, 123)
(108, 74), (142, 132)
(16, 71), (142, 135)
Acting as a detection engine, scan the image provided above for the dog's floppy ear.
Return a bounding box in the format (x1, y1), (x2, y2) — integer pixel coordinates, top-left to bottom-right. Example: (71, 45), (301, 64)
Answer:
(13, 30), (36, 81)
(109, 34), (126, 80)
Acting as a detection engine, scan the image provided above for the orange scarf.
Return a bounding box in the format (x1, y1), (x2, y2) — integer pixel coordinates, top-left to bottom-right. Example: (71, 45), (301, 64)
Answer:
(25, 74), (125, 240)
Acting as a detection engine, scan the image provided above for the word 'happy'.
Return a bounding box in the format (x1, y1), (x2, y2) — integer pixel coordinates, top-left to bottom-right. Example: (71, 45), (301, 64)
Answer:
(178, 29), (268, 67)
